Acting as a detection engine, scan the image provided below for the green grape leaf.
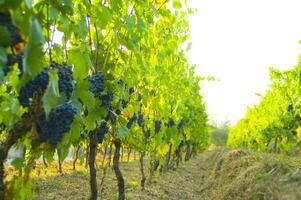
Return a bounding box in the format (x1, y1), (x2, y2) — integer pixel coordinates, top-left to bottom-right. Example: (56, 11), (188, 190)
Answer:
(0, 26), (11, 47)
(57, 146), (69, 162)
(69, 48), (92, 82)
(11, 157), (24, 169)
(117, 125), (130, 137)
(75, 80), (95, 108)
(42, 69), (59, 117)
(70, 115), (82, 142)
(84, 108), (98, 131)
(23, 17), (45, 77)
(44, 149), (55, 164)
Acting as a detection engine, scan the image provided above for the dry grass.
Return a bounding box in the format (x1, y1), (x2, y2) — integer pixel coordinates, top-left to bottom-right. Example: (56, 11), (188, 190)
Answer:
(5, 148), (301, 199)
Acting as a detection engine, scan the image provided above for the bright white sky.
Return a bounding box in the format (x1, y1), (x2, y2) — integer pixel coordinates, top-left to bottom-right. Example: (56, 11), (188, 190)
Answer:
(188, 0), (301, 125)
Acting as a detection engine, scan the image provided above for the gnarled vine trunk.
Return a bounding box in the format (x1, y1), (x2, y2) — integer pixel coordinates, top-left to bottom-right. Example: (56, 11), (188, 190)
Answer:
(72, 146), (80, 170)
(113, 139), (125, 200)
(88, 131), (98, 200)
(162, 144), (172, 173)
(140, 154), (146, 190)
(185, 143), (191, 161)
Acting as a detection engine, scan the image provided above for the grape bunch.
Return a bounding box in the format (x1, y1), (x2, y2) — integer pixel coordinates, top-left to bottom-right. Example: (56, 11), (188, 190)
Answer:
(52, 62), (74, 99)
(19, 68), (50, 107)
(37, 103), (77, 145)
(177, 119), (184, 129)
(167, 118), (175, 128)
(96, 122), (109, 143)
(154, 120), (161, 133)
(0, 12), (23, 47)
(127, 114), (137, 129)
(86, 71), (105, 97)
(137, 113), (144, 127)
(101, 91), (114, 108)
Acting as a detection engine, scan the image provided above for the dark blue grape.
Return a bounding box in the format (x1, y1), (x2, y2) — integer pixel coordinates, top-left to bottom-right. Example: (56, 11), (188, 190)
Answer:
(96, 122), (109, 143)
(37, 103), (77, 145)
(177, 119), (184, 129)
(19, 68), (49, 107)
(86, 71), (105, 97)
(137, 113), (144, 127)
(127, 114), (137, 129)
(155, 120), (161, 133)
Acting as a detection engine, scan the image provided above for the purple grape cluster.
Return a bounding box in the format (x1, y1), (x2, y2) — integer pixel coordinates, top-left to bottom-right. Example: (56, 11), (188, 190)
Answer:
(19, 68), (49, 107)
(86, 71), (105, 97)
(37, 104), (77, 145)
(154, 120), (161, 133)
(137, 113), (144, 127)
(101, 91), (114, 108)
(168, 118), (175, 127)
(177, 119), (184, 129)
(55, 63), (74, 99)
(127, 114), (137, 129)
(96, 122), (109, 143)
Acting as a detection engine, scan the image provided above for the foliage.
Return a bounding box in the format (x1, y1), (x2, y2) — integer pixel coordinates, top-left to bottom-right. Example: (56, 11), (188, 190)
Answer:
(228, 57), (301, 152)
